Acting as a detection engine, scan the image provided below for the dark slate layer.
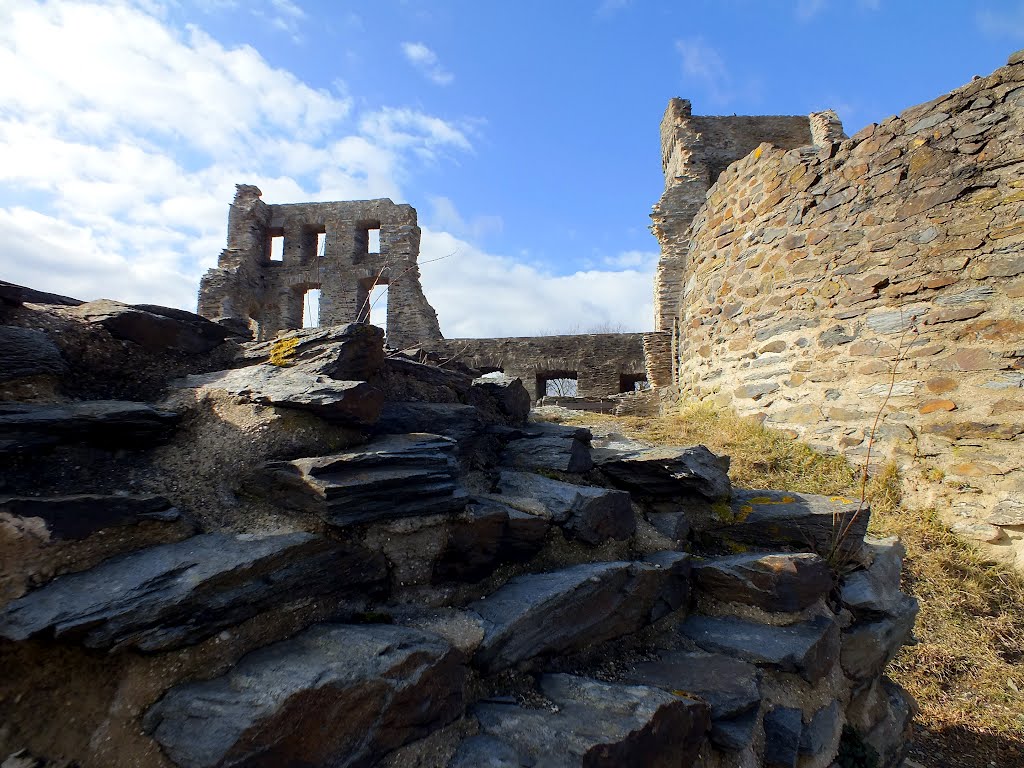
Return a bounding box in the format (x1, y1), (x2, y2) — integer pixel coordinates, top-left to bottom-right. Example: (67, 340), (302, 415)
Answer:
(467, 374), (531, 426)
(469, 556), (690, 672)
(622, 650), (761, 720)
(373, 402), (485, 444)
(712, 489), (870, 558)
(763, 706), (803, 768)
(463, 674), (709, 768)
(593, 443), (731, 500)
(0, 279), (83, 307)
(146, 623), (465, 768)
(501, 434), (594, 473)
(180, 366), (384, 426)
(70, 300), (232, 354)
(841, 594), (919, 680)
(263, 433), (467, 527)
(0, 495), (180, 541)
(680, 614), (840, 683)
(0, 326), (66, 382)
(0, 532), (386, 651)
(433, 501), (549, 583)
(692, 552), (833, 612)
(239, 323), (386, 380)
(0, 400), (180, 454)
(495, 470), (635, 545)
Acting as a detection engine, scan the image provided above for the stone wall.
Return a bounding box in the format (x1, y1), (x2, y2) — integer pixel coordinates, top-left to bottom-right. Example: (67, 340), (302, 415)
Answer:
(198, 186), (442, 348)
(419, 333), (647, 400)
(656, 51), (1024, 565)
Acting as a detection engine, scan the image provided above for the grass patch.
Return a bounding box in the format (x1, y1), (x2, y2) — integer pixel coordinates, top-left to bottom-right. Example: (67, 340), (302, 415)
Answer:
(556, 401), (1024, 759)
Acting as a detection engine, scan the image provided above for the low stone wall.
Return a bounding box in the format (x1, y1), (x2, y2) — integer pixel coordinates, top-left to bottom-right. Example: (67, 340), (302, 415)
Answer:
(657, 52), (1024, 565)
(419, 333), (647, 400)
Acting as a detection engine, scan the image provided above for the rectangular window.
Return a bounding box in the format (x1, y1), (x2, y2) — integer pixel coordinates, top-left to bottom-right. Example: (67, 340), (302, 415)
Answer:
(368, 228), (380, 253)
(316, 232), (326, 258)
(269, 235), (284, 262)
(302, 288), (321, 328)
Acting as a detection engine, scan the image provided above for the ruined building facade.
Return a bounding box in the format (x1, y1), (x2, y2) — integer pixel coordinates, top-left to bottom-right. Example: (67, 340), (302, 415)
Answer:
(198, 186), (442, 349)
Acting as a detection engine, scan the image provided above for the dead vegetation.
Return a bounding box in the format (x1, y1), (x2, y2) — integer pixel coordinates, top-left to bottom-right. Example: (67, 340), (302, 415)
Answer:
(556, 402), (1024, 766)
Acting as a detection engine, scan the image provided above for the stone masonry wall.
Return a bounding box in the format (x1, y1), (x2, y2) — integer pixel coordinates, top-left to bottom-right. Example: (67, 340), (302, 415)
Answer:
(419, 333), (647, 400)
(660, 52), (1024, 566)
(198, 187), (442, 349)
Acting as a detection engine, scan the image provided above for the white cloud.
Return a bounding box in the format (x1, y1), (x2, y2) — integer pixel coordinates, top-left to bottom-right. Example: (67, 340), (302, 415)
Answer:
(400, 41), (454, 85)
(596, 0), (631, 18)
(0, 2), (653, 340)
(419, 230), (655, 338)
(602, 250), (659, 270)
(675, 37), (733, 105)
(977, 3), (1024, 39)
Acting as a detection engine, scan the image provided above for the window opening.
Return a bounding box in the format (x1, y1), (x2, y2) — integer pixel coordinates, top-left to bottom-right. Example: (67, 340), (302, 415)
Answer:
(368, 284), (387, 333)
(316, 232), (327, 258)
(540, 372), (578, 398)
(302, 288), (321, 328)
(269, 235), (284, 262)
(368, 228), (380, 253)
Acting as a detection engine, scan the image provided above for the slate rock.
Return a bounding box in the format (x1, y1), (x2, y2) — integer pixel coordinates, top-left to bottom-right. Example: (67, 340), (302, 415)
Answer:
(713, 489), (870, 558)
(647, 510), (691, 542)
(0, 532), (386, 651)
(593, 443), (731, 500)
(447, 735), (521, 768)
(0, 494), (180, 541)
(865, 678), (917, 768)
(680, 614), (840, 683)
(495, 470), (635, 545)
(468, 374), (531, 426)
(0, 400), (179, 454)
(146, 623), (466, 768)
(763, 706), (802, 768)
(69, 299), (231, 354)
(622, 650), (761, 720)
(841, 594), (919, 680)
(470, 558), (690, 672)
(501, 434), (593, 473)
(710, 708), (759, 752)
(800, 700), (842, 755)
(263, 433), (467, 527)
(179, 366), (384, 426)
(0, 280), (83, 308)
(0, 326), (66, 382)
(987, 498), (1024, 526)
(841, 536), (906, 617)
(373, 356), (474, 403)
(433, 501), (549, 583)
(692, 552), (832, 613)
(374, 401), (485, 444)
(467, 674), (710, 768)
(239, 322), (386, 380)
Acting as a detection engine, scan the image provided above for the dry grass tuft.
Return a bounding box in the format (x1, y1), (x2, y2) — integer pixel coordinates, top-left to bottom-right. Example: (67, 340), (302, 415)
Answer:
(557, 401), (1024, 761)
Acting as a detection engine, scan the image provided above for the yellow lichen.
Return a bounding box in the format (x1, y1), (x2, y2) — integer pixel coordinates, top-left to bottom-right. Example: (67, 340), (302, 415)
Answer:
(268, 337), (300, 367)
(711, 500), (734, 522)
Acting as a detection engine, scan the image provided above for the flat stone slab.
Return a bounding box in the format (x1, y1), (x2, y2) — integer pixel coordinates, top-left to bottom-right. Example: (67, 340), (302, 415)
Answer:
(180, 366), (384, 426)
(239, 323), (386, 380)
(68, 300), (233, 354)
(501, 434), (594, 473)
(622, 650), (761, 720)
(711, 489), (870, 558)
(146, 623), (465, 768)
(0, 495), (180, 541)
(680, 614), (840, 683)
(263, 433), (467, 527)
(0, 400), (179, 454)
(0, 532), (386, 651)
(374, 402), (484, 444)
(467, 375), (531, 426)
(692, 552), (832, 613)
(495, 470), (635, 544)
(462, 674), (709, 768)
(470, 556), (690, 672)
(841, 536), (906, 617)
(593, 443), (731, 500)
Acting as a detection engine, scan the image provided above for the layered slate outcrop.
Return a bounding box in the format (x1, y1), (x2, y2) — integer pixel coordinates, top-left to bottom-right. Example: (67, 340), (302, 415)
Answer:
(0, 262), (917, 763)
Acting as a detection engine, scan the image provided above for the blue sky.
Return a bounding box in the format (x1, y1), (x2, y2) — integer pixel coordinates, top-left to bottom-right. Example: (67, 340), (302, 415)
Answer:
(1, 0), (1022, 337)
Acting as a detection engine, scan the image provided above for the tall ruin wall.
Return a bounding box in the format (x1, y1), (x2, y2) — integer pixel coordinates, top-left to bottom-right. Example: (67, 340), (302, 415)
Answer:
(419, 333), (648, 400)
(656, 52), (1024, 565)
(198, 186), (442, 349)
